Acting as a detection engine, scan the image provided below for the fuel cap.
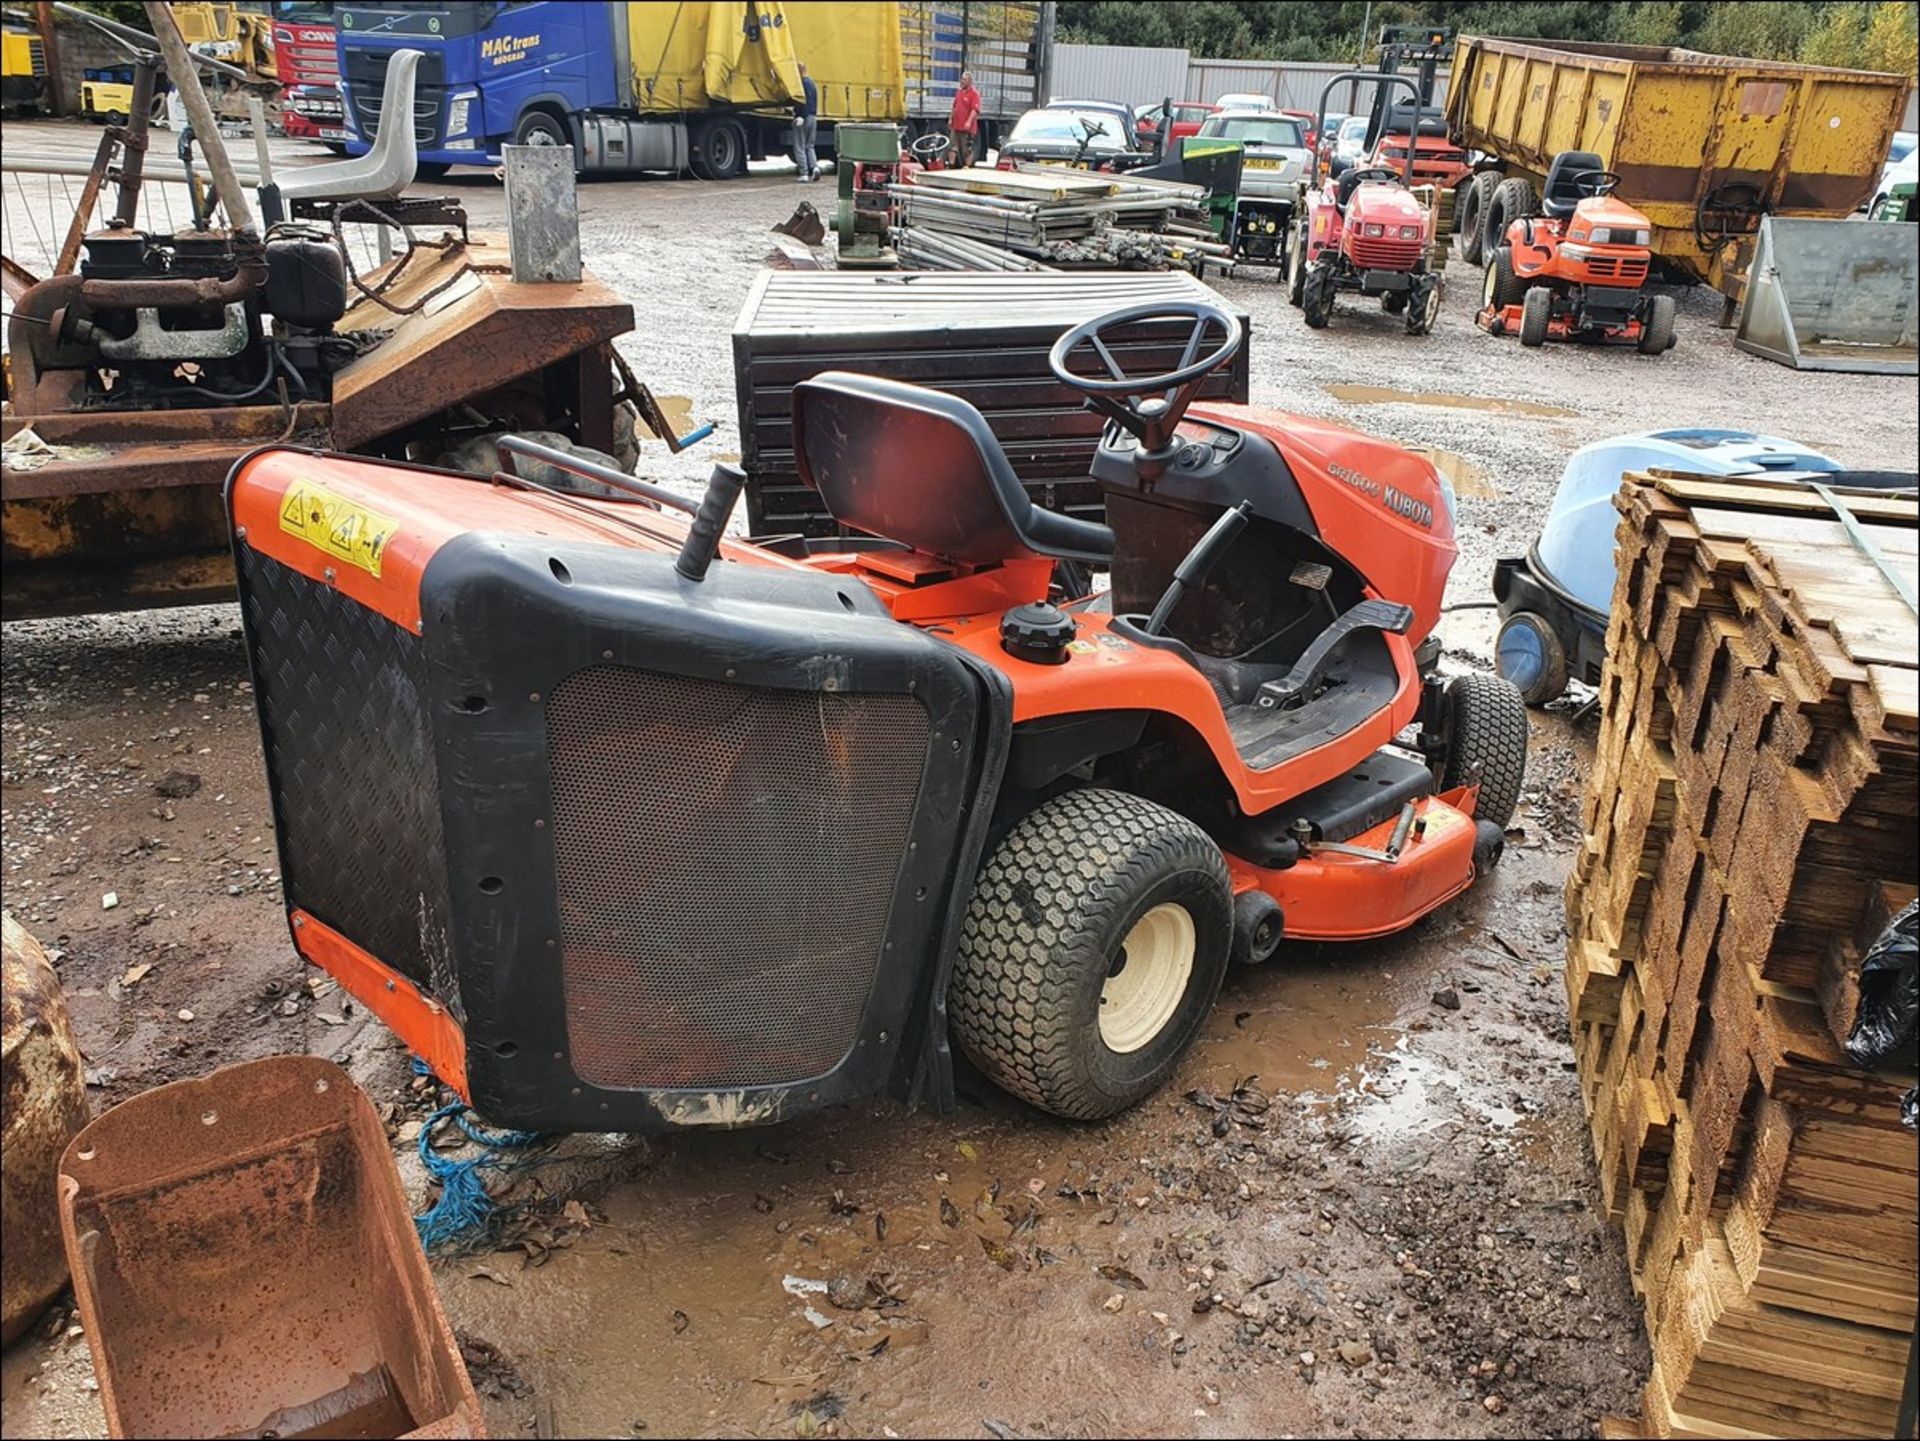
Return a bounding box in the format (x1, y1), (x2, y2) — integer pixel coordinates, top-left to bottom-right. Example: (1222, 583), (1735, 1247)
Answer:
(1000, 602), (1077, 665)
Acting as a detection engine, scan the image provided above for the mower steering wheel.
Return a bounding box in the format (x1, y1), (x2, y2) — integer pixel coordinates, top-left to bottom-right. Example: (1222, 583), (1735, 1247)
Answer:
(1344, 165), (1401, 188)
(1049, 300), (1243, 455)
(1574, 168), (1622, 198)
(909, 132), (952, 161)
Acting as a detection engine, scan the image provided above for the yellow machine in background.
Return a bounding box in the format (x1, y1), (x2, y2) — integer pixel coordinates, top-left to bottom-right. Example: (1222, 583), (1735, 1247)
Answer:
(172, 1), (279, 87)
(1447, 34), (1912, 301)
(1, 12), (47, 114)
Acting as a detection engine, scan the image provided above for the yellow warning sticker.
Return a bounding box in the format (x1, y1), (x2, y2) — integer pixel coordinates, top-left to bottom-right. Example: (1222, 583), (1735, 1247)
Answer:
(278, 481), (400, 579)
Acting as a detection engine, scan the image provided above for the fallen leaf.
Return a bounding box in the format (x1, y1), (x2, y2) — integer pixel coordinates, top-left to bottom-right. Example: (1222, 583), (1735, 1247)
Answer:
(978, 1237), (1017, 1270)
(563, 1200), (592, 1228)
(121, 963), (152, 986)
(939, 1196), (962, 1228)
(956, 1141), (978, 1161)
(469, 1266), (514, 1287)
(754, 1371), (826, 1392)
(874, 1211), (888, 1242)
(1097, 1264), (1146, 1290)
(671, 1309), (690, 1334)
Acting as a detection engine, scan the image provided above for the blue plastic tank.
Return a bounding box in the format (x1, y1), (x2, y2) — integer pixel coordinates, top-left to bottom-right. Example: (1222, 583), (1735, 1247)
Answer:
(1534, 429), (1841, 613)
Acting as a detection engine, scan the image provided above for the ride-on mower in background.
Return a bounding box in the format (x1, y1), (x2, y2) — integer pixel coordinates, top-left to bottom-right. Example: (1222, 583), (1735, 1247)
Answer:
(1287, 73), (1444, 335)
(230, 299), (1527, 1132)
(1478, 150), (1676, 354)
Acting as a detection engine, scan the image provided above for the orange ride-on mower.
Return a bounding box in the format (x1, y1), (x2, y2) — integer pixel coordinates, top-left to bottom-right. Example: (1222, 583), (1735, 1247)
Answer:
(229, 299), (1527, 1132)
(1287, 73), (1442, 335)
(1478, 151), (1676, 354)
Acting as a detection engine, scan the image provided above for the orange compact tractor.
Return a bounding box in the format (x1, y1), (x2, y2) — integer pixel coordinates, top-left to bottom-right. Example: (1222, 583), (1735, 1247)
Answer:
(1288, 74), (1443, 335)
(1478, 150), (1676, 354)
(231, 300), (1526, 1131)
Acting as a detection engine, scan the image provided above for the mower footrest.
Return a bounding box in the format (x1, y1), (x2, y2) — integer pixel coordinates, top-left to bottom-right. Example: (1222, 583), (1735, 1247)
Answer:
(1256, 599), (1413, 710)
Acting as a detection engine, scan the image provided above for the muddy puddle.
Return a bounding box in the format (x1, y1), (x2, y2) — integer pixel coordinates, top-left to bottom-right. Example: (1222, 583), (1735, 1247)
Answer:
(1326, 384), (1576, 419)
(427, 869), (1601, 1439)
(1410, 447), (1502, 500)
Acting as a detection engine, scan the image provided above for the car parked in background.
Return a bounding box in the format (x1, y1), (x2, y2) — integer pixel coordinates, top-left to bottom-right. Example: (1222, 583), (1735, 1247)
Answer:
(1332, 115), (1372, 171)
(1135, 100), (1217, 147)
(1195, 110), (1312, 273)
(1000, 105), (1152, 170)
(1214, 91), (1274, 114)
(1044, 97), (1140, 149)
(1279, 107), (1324, 150)
(1872, 130), (1918, 205)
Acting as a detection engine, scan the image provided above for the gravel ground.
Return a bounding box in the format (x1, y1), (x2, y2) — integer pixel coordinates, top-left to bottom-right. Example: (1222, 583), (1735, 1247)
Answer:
(3, 121), (1917, 1439)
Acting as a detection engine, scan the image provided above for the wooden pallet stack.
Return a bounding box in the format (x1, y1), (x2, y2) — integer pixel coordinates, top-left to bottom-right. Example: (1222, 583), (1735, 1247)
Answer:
(1563, 471), (1918, 1439)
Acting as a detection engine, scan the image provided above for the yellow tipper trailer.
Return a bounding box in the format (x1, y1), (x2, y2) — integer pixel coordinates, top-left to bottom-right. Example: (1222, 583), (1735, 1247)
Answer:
(1447, 35), (1911, 300)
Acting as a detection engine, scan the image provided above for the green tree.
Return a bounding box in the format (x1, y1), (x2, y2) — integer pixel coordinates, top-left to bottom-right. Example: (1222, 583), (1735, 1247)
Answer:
(1860, 0), (1920, 76)
(1801, 2), (1868, 66)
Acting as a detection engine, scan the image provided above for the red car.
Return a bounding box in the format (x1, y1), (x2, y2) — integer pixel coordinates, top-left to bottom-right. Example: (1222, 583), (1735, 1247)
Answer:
(1136, 101), (1218, 145)
(1279, 108), (1321, 150)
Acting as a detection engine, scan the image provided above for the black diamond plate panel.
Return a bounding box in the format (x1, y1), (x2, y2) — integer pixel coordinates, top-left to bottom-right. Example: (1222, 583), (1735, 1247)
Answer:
(237, 547), (457, 1004)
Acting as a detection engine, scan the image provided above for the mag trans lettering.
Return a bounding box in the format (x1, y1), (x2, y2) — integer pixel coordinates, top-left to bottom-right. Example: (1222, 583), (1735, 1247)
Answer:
(335, 1), (1052, 177)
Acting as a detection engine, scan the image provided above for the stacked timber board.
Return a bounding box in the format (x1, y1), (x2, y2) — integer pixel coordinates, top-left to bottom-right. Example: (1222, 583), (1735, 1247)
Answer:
(1564, 471), (1918, 1439)
(732, 271), (1251, 538)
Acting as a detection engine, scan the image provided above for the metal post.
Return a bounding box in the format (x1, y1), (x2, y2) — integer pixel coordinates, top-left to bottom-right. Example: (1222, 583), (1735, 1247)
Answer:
(503, 144), (583, 283)
(34, 1), (64, 117)
(247, 95), (274, 187)
(112, 56), (158, 227)
(142, 0), (255, 234)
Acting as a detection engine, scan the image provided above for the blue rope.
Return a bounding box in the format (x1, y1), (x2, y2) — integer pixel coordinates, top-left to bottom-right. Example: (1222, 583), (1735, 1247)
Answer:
(408, 1058), (556, 1252)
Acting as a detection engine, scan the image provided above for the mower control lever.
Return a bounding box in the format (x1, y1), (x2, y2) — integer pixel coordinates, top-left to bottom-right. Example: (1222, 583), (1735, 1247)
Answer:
(676, 463), (746, 582)
(1144, 501), (1252, 636)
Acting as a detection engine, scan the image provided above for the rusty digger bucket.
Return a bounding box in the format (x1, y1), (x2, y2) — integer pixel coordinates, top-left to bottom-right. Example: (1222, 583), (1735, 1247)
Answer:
(57, 1055), (483, 1439)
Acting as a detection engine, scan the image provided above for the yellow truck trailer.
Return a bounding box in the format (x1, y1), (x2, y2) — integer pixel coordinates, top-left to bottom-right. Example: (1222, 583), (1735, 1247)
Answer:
(1446, 35), (1912, 302)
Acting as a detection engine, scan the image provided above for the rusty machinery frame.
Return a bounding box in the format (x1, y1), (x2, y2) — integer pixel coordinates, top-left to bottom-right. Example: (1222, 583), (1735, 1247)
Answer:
(2, 9), (634, 620)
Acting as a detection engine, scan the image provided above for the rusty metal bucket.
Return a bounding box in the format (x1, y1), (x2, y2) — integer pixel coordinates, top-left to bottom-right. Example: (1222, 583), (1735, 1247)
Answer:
(58, 1055), (483, 1438)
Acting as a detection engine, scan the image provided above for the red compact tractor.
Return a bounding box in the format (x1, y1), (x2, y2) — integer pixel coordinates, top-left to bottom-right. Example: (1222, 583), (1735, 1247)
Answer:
(1286, 73), (1442, 336)
(1477, 150), (1676, 354)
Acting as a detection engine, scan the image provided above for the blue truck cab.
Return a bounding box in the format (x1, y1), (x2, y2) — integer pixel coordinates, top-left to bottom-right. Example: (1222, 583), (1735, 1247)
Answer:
(337, 1), (616, 167)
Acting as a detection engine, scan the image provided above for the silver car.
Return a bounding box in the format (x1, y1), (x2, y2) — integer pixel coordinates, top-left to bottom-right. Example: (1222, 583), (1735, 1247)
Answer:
(1195, 111), (1311, 196)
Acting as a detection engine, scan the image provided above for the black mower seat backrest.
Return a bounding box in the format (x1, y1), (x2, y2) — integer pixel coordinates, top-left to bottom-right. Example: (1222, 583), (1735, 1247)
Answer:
(792, 371), (1115, 566)
(1542, 150), (1605, 220)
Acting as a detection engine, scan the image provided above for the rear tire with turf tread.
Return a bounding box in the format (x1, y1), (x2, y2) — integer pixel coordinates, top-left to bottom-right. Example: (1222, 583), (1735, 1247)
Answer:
(1438, 672), (1529, 830)
(1638, 293), (1676, 354)
(1519, 286), (1552, 346)
(1485, 245), (1526, 309)
(950, 788), (1232, 1121)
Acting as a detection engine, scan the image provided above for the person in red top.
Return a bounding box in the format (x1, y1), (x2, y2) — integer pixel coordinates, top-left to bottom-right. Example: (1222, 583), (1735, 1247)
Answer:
(948, 72), (982, 169)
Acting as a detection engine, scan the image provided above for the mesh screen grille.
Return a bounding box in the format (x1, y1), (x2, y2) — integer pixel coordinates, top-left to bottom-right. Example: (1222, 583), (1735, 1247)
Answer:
(545, 667), (930, 1090)
(238, 547), (455, 1001)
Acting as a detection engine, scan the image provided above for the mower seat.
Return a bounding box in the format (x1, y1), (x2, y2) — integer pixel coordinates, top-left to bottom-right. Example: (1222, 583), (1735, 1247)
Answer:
(1541, 150), (1605, 220)
(793, 372), (1115, 566)
(1336, 165), (1398, 206)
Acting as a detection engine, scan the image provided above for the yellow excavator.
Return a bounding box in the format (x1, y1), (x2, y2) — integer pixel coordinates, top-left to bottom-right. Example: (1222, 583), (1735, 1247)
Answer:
(171, 1), (277, 86)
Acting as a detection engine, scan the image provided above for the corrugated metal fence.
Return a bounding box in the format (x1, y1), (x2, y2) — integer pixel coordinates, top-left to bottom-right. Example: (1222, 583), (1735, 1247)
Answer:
(1050, 43), (1190, 106)
(1055, 44), (1450, 113)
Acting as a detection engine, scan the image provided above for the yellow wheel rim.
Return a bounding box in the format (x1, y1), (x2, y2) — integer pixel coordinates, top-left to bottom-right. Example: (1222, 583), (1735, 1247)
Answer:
(1099, 903), (1195, 1054)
